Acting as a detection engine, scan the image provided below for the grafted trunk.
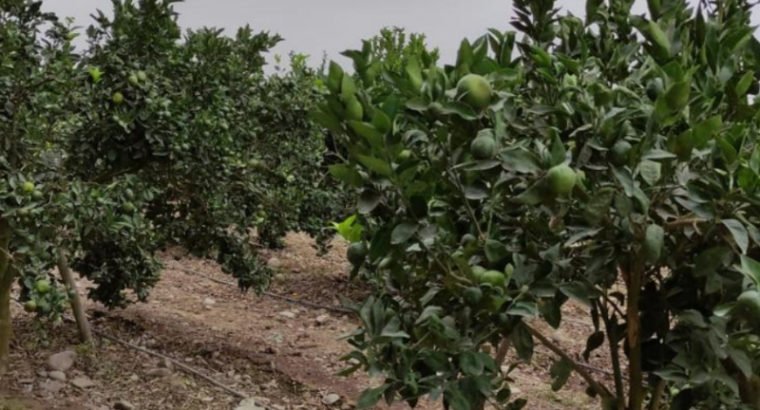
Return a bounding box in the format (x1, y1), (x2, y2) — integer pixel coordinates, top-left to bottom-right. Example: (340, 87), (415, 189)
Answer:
(0, 219), (13, 373)
(57, 248), (92, 344)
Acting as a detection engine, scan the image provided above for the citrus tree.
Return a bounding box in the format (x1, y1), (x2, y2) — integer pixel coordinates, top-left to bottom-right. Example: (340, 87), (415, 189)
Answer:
(320, 0), (760, 409)
(1, 0), (341, 370)
(66, 0), (342, 297)
(0, 0), (87, 371)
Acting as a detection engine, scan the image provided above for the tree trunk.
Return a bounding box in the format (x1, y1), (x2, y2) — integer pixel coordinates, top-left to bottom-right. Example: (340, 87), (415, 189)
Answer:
(57, 248), (92, 344)
(626, 257), (644, 410)
(0, 219), (13, 373)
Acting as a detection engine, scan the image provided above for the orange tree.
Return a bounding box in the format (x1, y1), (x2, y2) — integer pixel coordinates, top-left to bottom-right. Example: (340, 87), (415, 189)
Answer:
(0, 0), (87, 370)
(66, 0), (343, 304)
(320, 0), (760, 409)
(1, 0), (342, 369)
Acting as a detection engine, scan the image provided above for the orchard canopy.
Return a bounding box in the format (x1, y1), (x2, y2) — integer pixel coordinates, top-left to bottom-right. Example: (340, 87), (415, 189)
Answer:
(2, 0), (760, 410)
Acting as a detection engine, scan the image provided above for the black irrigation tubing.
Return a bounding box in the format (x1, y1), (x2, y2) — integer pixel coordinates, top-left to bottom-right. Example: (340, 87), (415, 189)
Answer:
(171, 265), (355, 315)
(10, 295), (248, 399)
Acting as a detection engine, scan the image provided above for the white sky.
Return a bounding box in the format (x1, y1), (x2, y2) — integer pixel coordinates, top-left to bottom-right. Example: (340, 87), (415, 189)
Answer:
(41, 1), (758, 68)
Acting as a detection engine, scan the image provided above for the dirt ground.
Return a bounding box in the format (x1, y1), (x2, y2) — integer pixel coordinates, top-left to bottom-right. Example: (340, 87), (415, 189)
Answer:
(0, 233), (611, 410)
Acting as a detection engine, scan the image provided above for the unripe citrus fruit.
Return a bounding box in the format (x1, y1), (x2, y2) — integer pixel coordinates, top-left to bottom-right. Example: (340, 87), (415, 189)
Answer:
(470, 134), (497, 160)
(546, 164), (577, 196)
(456, 74), (492, 110)
(611, 140), (632, 166)
(35, 279), (51, 294)
(479, 270), (506, 287)
(463, 286), (483, 305)
(347, 242), (368, 266)
(734, 290), (760, 322)
(21, 181), (35, 195)
(112, 92), (125, 105)
(24, 300), (37, 313)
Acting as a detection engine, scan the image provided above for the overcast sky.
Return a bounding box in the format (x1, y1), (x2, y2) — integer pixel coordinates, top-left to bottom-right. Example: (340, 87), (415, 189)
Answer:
(41, 1), (758, 68)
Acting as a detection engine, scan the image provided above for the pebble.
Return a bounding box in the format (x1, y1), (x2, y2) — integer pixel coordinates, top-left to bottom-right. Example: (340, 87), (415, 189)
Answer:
(48, 371), (66, 381)
(47, 350), (76, 372)
(234, 398), (265, 410)
(278, 310), (296, 319)
(40, 379), (66, 394)
(322, 393), (341, 405)
(113, 400), (135, 410)
(146, 368), (172, 378)
(315, 314), (330, 326)
(159, 357), (173, 370)
(71, 375), (96, 389)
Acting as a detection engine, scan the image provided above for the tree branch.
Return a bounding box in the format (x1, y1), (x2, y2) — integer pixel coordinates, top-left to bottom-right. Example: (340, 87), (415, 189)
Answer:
(525, 323), (613, 399)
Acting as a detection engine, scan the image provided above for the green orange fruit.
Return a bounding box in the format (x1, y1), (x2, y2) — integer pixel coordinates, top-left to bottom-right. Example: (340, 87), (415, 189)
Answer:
(456, 74), (493, 109)
(611, 140), (632, 166)
(479, 270), (506, 287)
(463, 286), (483, 305)
(21, 181), (35, 195)
(734, 290), (760, 322)
(35, 279), (51, 294)
(112, 92), (125, 105)
(546, 164), (577, 196)
(470, 134), (497, 160)
(347, 242), (368, 266)
(23, 300), (37, 313)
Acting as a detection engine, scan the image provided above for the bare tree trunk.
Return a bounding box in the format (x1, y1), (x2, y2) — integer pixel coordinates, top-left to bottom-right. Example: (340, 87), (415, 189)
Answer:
(626, 257), (645, 410)
(0, 219), (13, 373)
(56, 248), (92, 344)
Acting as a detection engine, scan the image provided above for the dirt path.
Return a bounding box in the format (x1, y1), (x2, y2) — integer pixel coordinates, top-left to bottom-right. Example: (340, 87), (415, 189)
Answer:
(1, 233), (607, 409)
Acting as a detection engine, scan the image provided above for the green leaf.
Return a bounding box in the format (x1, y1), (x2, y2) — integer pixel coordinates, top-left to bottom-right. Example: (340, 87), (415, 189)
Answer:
(349, 121), (385, 148)
(500, 148), (542, 173)
(332, 214), (363, 243)
(88, 66), (103, 83)
(357, 386), (388, 409)
(664, 81), (690, 111)
(582, 331), (605, 361)
(550, 358), (573, 391)
(341, 75), (357, 100)
(694, 247), (731, 277)
(444, 385), (471, 410)
(358, 190), (382, 214)
(459, 351), (485, 376)
(647, 20), (671, 56)
(692, 115), (723, 146)
(643, 224), (665, 263)
(380, 316), (410, 339)
(329, 164), (363, 187)
(510, 322), (534, 361)
(559, 281), (597, 307)
(735, 71), (755, 97)
(550, 132), (566, 166)
(584, 188), (614, 226)
(356, 154), (392, 177)
(485, 239), (509, 263)
(639, 160), (661, 186)
(391, 222), (418, 245)
(722, 219), (749, 254)
(405, 57), (423, 91)
(513, 180), (544, 205)
(739, 255), (760, 286)
(327, 61), (344, 93)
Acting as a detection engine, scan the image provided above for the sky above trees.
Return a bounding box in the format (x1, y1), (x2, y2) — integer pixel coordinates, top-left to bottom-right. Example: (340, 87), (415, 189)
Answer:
(43, 0), (758, 68)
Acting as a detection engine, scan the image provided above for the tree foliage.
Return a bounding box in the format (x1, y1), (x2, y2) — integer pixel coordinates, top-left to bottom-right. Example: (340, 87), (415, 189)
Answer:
(321, 0), (760, 409)
(0, 0), (339, 368)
